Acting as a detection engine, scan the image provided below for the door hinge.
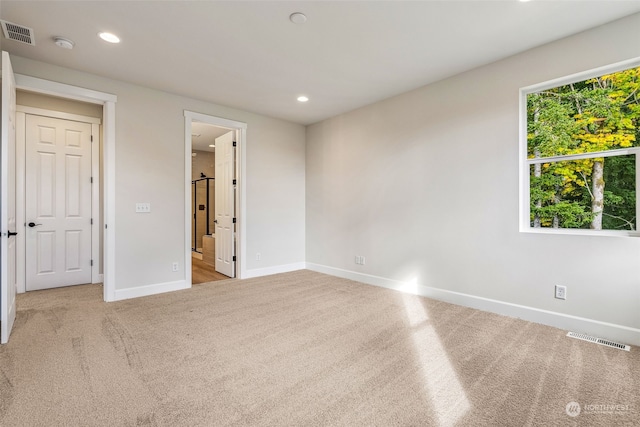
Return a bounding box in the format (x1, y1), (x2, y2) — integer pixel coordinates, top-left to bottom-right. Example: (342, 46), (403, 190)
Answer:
(90, 218), (93, 225)
(90, 176), (93, 184)
(232, 218), (236, 223)
(233, 141), (237, 147)
(232, 256), (236, 262)
(232, 179), (237, 185)
(90, 259), (93, 266)
(91, 135), (94, 142)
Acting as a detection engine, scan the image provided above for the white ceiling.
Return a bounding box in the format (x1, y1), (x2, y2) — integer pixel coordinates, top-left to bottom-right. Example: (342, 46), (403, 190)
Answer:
(191, 122), (231, 152)
(2, 1), (639, 125)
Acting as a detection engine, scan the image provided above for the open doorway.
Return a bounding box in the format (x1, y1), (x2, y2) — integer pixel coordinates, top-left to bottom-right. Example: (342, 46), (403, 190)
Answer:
(184, 111), (246, 285)
(191, 123), (229, 284)
(3, 57), (117, 344)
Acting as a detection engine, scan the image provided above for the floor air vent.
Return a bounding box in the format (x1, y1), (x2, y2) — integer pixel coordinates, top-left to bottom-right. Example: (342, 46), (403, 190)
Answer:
(1, 20), (35, 46)
(567, 332), (630, 351)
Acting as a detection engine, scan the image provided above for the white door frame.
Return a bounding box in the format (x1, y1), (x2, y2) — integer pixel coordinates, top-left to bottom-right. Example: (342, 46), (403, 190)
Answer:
(16, 106), (101, 292)
(183, 111), (247, 281)
(15, 74), (117, 301)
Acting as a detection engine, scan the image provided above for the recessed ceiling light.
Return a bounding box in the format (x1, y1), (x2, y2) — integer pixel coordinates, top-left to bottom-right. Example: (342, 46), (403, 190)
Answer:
(290, 12), (307, 24)
(53, 36), (74, 49)
(297, 96), (309, 103)
(98, 32), (120, 43)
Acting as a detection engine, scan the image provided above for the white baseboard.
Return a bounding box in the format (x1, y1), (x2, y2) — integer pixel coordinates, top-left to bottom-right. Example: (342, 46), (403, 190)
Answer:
(242, 262), (306, 279)
(111, 262), (306, 301)
(113, 280), (190, 301)
(306, 263), (640, 347)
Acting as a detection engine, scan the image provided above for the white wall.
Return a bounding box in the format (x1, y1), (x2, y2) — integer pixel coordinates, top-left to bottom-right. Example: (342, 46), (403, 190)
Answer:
(306, 14), (640, 344)
(11, 55), (306, 290)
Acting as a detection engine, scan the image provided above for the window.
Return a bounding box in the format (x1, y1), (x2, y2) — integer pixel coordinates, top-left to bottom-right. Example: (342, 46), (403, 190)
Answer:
(520, 58), (640, 236)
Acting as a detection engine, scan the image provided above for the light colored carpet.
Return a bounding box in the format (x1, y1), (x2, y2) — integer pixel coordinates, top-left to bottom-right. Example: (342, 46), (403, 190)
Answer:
(0, 270), (637, 426)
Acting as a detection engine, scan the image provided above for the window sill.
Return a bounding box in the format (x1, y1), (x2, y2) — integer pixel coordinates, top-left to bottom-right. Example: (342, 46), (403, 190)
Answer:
(519, 227), (639, 238)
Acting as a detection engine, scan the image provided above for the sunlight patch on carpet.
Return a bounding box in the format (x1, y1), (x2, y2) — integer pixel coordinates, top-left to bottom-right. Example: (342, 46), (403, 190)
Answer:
(401, 290), (470, 427)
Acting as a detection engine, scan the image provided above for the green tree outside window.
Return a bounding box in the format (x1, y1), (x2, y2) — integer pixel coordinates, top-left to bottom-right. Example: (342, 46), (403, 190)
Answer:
(526, 66), (640, 231)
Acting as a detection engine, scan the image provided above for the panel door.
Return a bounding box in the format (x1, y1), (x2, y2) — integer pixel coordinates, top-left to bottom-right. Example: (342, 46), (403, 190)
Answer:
(214, 131), (235, 278)
(25, 115), (92, 291)
(1, 51), (17, 344)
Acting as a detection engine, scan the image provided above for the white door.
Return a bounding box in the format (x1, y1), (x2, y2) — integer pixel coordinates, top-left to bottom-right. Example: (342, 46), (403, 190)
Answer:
(214, 131), (235, 278)
(25, 115), (92, 291)
(1, 51), (17, 344)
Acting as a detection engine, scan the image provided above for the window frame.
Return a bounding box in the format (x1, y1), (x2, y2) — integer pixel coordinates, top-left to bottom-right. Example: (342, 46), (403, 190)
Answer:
(519, 57), (640, 237)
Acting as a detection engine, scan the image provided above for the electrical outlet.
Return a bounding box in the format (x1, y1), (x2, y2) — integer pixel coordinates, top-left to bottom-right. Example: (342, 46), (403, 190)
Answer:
(361, 256), (366, 265)
(256, 253), (261, 261)
(555, 285), (566, 300)
(354, 255), (366, 265)
(172, 262), (179, 272)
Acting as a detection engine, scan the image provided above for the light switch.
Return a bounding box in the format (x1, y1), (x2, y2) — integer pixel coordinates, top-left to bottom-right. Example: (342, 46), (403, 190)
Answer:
(135, 203), (151, 213)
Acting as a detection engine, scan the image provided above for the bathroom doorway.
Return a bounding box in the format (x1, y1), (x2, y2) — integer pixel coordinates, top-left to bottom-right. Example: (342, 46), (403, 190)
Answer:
(191, 140), (215, 257)
(190, 121), (236, 284)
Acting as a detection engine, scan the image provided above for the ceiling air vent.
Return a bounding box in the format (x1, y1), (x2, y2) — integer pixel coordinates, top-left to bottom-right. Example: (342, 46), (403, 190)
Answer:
(567, 332), (630, 351)
(1, 20), (35, 46)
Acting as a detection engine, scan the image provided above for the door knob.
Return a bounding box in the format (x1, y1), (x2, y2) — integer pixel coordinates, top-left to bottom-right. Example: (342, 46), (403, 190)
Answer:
(28, 222), (42, 227)
(7, 231), (18, 237)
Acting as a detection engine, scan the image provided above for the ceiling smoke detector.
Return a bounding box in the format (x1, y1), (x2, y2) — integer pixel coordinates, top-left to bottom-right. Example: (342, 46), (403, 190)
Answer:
(0, 20), (35, 45)
(289, 12), (307, 24)
(53, 36), (74, 49)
